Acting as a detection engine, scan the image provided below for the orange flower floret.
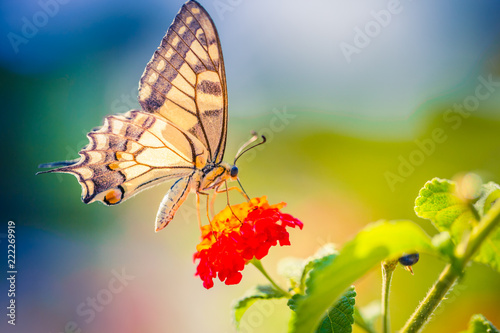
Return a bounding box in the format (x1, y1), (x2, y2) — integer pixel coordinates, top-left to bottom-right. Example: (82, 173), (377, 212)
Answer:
(194, 196), (302, 289)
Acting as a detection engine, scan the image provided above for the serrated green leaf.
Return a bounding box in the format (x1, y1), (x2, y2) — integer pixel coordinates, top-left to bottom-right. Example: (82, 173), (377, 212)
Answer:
(233, 285), (285, 329)
(416, 178), (500, 273)
(289, 220), (436, 333)
(414, 178), (474, 239)
(461, 314), (500, 333)
(287, 247), (338, 312)
(316, 287), (356, 333)
(288, 294), (300, 311)
(289, 288), (356, 333)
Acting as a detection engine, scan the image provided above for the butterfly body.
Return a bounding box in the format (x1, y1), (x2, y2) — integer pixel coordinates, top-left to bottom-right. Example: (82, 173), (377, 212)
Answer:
(155, 162), (236, 231)
(38, 1), (239, 232)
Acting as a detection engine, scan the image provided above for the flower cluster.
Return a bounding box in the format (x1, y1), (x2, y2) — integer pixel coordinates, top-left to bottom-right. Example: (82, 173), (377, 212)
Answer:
(194, 196), (303, 289)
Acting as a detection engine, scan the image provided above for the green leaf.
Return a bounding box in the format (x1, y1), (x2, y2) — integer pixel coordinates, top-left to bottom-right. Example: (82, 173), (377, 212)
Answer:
(316, 287), (356, 333)
(289, 288), (356, 333)
(461, 314), (500, 333)
(414, 178), (474, 239)
(233, 285), (286, 329)
(287, 246), (337, 312)
(416, 178), (500, 272)
(287, 246), (338, 311)
(289, 220), (436, 333)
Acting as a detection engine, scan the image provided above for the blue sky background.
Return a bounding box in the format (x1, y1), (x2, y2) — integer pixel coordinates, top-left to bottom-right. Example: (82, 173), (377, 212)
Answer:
(2, 0), (500, 130)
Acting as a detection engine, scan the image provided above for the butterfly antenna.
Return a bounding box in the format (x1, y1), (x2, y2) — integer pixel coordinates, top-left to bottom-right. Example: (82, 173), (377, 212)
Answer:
(233, 132), (267, 165)
(234, 131), (258, 162)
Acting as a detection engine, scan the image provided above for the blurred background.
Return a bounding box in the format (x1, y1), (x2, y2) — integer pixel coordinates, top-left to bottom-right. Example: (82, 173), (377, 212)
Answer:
(1, 0), (500, 332)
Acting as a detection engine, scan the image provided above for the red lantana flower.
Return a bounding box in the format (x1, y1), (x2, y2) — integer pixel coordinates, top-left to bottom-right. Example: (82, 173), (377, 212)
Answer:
(194, 196), (303, 289)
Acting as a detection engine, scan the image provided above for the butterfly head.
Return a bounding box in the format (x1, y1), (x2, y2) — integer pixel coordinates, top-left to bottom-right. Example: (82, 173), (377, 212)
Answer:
(216, 162), (238, 181)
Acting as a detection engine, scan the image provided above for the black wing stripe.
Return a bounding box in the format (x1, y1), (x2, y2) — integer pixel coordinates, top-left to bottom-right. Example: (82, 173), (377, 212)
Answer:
(153, 50), (197, 87)
(179, 7), (208, 50)
(193, 92), (213, 161)
(147, 65), (195, 100)
(149, 55), (195, 90)
(169, 28), (213, 73)
(184, 4), (218, 71)
(177, 12), (210, 56)
(147, 82), (196, 116)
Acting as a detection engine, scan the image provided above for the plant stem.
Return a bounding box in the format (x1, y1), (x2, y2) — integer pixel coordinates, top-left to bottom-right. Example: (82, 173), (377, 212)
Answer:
(400, 263), (457, 333)
(381, 260), (397, 333)
(459, 198), (500, 265)
(251, 259), (292, 298)
(401, 199), (500, 333)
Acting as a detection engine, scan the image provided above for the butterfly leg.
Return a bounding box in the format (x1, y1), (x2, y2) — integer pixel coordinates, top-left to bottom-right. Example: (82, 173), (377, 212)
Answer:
(210, 183), (249, 217)
(196, 192), (202, 230)
(223, 180), (243, 223)
(209, 187), (222, 217)
(214, 184), (250, 200)
(196, 191), (211, 230)
(209, 190), (217, 218)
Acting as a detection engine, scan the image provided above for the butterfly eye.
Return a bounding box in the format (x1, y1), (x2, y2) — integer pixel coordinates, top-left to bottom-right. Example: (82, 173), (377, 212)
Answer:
(230, 166), (238, 178)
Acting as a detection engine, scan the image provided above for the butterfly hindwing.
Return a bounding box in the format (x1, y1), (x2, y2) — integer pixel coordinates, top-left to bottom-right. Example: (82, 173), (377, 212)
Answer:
(138, 0), (228, 163)
(40, 110), (208, 206)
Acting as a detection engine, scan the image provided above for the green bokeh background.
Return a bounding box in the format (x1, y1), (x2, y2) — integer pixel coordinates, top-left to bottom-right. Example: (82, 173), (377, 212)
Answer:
(1, 0), (500, 332)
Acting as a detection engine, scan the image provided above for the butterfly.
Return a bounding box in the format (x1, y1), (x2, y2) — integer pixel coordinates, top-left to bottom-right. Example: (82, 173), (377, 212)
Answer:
(38, 0), (264, 232)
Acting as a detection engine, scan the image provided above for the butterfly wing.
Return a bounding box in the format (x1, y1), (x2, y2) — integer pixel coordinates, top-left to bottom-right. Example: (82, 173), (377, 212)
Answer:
(138, 0), (228, 164)
(38, 110), (208, 206)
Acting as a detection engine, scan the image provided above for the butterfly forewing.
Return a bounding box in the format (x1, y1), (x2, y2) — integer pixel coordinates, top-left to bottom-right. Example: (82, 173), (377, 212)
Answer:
(138, 0), (228, 163)
(41, 110), (207, 205)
